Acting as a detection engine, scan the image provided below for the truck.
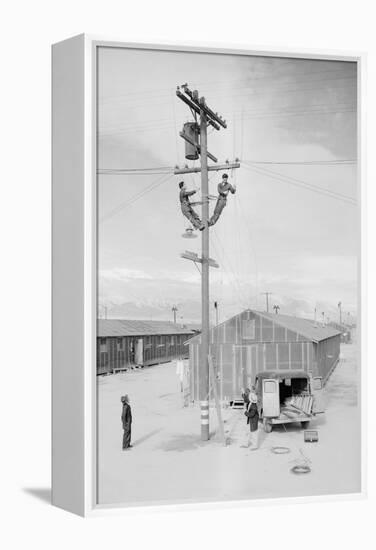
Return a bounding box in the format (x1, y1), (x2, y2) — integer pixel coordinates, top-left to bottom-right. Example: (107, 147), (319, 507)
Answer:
(254, 370), (325, 433)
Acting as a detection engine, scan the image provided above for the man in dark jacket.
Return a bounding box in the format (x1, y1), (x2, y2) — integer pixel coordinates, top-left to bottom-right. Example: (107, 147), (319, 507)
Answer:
(208, 174), (236, 227)
(121, 395), (132, 450)
(245, 390), (260, 450)
(179, 181), (205, 231)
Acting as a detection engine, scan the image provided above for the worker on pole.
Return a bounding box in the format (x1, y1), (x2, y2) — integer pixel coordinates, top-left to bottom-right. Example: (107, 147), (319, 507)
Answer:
(179, 181), (205, 231)
(208, 174), (236, 227)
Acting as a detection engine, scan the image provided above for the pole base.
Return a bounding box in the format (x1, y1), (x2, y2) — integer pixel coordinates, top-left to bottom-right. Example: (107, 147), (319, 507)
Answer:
(200, 401), (209, 441)
(201, 424), (209, 441)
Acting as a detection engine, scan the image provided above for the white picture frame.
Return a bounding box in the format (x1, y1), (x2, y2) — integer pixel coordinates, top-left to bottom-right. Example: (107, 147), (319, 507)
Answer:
(52, 34), (366, 517)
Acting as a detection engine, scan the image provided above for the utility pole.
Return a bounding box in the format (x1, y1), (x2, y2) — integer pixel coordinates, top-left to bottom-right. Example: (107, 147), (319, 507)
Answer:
(200, 107), (210, 441)
(261, 292), (272, 313)
(338, 301), (342, 324)
(176, 84), (240, 441)
(99, 303), (108, 319)
(172, 305), (178, 324)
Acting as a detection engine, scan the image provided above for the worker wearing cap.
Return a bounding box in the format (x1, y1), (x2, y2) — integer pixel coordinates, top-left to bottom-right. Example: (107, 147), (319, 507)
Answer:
(121, 394), (133, 450)
(208, 173), (236, 227)
(245, 388), (260, 450)
(179, 181), (205, 231)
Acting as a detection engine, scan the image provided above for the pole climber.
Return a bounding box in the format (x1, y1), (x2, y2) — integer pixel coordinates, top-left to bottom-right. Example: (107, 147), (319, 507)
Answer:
(208, 173), (236, 227)
(179, 181), (205, 231)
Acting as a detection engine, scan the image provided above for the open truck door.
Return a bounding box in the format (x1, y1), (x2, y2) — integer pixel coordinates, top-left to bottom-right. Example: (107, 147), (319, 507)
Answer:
(262, 379), (280, 418)
(311, 376), (325, 414)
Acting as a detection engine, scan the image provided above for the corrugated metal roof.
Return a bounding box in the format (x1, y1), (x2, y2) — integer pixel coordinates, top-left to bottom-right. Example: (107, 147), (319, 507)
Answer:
(256, 311), (341, 342)
(328, 321), (351, 332)
(97, 319), (195, 338)
(188, 309), (342, 344)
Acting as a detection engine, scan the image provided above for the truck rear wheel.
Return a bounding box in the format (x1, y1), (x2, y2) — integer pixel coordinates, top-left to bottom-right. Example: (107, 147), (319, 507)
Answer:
(301, 421), (310, 429)
(263, 419), (272, 433)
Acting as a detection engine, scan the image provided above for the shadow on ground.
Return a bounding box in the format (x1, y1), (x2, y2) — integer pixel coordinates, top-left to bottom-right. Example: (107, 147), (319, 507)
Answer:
(132, 428), (162, 446)
(157, 432), (217, 452)
(23, 487), (51, 504)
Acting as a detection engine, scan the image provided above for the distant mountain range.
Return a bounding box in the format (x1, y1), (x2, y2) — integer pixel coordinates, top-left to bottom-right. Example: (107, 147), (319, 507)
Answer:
(99, 297), (356, 325)
(102, 300), (202, 323)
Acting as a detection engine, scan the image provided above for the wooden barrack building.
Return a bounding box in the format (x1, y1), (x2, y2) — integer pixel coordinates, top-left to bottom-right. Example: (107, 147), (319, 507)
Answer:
(97, 319), (196, 375)
(188, 309), (342, 403)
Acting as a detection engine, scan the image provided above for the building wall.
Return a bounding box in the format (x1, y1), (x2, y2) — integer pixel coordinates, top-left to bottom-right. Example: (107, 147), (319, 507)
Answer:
(188, 310), (341, 402)
(96, 333), (191, 375)
(328, 322), (352, 343)
(189, 340), (315, 402)
(314, 334), (341, 382)
(206, 310), (311, 346)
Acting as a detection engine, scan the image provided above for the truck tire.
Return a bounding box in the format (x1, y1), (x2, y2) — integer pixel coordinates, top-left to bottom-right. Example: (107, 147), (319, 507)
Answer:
(301, 421), (310, 429)
(263, 419), (272, 433)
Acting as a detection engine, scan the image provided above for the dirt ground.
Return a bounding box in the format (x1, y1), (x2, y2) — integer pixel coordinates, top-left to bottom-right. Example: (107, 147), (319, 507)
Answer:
(97, 341), (361, 506)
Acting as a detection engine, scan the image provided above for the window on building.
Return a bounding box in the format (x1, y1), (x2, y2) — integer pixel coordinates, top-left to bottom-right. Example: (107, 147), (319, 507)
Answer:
(242, 319), (255, 339)
(99, 338), (107, 352)
(117, 338), (123, 350)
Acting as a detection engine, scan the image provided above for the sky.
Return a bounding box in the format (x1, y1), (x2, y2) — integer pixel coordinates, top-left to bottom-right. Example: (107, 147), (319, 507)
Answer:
(97, 47), (358, 324)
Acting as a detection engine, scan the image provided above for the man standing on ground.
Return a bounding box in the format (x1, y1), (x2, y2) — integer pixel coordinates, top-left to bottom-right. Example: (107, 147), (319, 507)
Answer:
(208, 173), (236, 227)
(179, 181), (205, 231)
(245, 388), (260, 450)
(121, 394), (133, 451)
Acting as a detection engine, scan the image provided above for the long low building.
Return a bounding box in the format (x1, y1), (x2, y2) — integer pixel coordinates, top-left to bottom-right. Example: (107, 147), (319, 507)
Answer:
(328, 321), (352, 343)
(188, 309), (342, 403)
(97, 319), (196, 375)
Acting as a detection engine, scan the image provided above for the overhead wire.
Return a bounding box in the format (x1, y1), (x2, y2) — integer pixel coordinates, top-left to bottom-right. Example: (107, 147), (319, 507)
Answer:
(98, 168), (173, 175)
(236, 109), (260, 308)
(210, 231), (246, 311)
(99, 172), (174, 224)
(206, 172), (245, 309)
(252, 163), (357, 203)
(98, 103), (355, 139)
(98, 67), (355, 106)
(242, 159), (356, 166)
(242, 162), (357, 205)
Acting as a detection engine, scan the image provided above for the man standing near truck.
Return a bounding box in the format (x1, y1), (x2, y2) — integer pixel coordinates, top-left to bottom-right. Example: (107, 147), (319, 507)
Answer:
(245, 389), (260, 450)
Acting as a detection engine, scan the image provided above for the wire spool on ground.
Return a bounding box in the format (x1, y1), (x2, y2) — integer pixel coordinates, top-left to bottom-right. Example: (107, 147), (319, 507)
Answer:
(290, 464), (311, 474)
(271, 446), (291, 455)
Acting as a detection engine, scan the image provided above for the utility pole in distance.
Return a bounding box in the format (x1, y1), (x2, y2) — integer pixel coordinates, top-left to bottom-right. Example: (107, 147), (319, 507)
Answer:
(176, 84), (240, 441)
(214, 301), (219, 326)
(172, 305), (178, 324)
(261, 292), (272, 313)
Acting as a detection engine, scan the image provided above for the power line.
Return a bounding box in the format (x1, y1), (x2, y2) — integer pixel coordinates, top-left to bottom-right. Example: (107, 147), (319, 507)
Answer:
(243, 159), (356, 166)
(99, 173), (173, 224)
(243, 163), (357, 205)
(99, 68), (355, 106)
(247, 163), (356, 204)
(99, 102), (355, 137)
(98, 167), (174, 175)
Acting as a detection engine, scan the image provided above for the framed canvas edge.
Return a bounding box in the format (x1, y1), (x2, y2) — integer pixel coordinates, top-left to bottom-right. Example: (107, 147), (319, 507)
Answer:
(64, 35), (367, 516)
